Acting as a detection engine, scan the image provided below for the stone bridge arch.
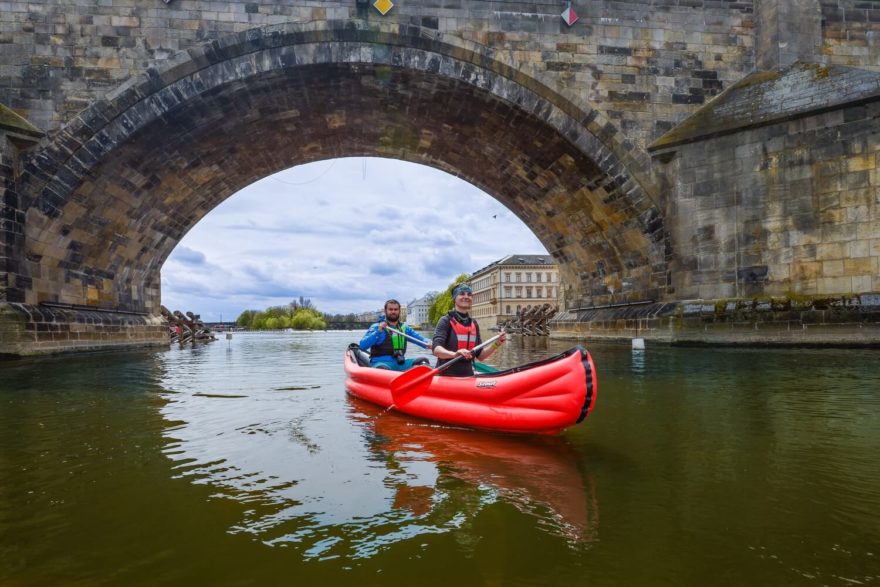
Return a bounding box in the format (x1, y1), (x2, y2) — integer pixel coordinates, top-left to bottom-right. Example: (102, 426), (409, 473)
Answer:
(11, 20), (667, 346)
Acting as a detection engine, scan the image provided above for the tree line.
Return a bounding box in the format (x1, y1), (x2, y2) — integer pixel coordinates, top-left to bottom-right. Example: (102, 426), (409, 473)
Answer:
(234, 275), (471, 332)
(235, 297), (326, 331)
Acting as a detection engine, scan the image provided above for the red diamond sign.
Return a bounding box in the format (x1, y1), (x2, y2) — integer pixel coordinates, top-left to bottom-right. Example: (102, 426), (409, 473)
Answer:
(561, 5), (578, 27)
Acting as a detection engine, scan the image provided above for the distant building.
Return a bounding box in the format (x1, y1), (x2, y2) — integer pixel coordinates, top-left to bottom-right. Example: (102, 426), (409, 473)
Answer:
(355, 310), (381, 323)
(470, 254), (560, 329)
(407, 293), (436, 329)
(356, 300), (409, 323)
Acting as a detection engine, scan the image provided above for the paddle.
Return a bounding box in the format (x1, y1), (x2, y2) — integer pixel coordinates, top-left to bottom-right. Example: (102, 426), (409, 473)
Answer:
(390, 332), (504, 407)
(385, 325), (431, 348)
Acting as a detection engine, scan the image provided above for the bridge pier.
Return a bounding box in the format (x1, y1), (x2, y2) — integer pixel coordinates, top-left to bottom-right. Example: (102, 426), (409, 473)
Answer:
(2, 108), (168, 357)
(1, 104), (40, 307)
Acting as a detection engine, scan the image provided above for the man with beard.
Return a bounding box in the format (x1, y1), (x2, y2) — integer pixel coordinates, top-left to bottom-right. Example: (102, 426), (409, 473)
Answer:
(360, 299), (433, 370)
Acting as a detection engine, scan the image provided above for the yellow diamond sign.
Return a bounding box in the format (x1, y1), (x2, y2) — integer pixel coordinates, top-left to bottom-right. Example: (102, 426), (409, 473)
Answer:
(373, 0), (393, 16)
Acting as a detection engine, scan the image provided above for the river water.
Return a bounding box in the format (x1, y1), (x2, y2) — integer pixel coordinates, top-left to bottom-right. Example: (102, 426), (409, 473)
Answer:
(1, 331), (878, 586)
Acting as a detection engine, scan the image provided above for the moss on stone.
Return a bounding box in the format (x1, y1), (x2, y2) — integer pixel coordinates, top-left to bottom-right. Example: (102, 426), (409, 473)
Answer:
(0, 103), (44, 138)
(649, 62), (880, 152)
(813, 66), (831, 79)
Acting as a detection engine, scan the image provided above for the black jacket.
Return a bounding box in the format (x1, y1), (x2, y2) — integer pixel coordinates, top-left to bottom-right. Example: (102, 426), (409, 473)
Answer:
(432, 311), (485, 377)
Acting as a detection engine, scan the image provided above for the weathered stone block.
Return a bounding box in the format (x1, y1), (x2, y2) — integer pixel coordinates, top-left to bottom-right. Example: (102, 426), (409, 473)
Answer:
(817, 276), (852, 294)
(823, 259), (845, 277)
(844, 257), (878, 275)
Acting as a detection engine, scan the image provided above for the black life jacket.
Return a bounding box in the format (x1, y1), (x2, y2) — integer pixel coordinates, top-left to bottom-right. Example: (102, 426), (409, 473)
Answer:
(369, 323), (408, 359)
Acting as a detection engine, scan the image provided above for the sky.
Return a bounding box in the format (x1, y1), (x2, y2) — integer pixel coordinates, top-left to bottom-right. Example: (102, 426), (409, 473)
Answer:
(160, 157), (548, 321)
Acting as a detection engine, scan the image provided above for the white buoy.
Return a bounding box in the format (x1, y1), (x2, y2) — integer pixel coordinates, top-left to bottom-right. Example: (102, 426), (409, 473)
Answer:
(631, 338), (645, 350)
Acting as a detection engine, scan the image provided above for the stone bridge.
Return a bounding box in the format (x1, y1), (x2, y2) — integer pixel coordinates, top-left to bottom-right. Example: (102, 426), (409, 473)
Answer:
(1, 0), (879, 355)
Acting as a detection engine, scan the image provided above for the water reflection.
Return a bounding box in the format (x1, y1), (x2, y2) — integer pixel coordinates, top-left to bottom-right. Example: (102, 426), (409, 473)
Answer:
(155, 332), (598, 561)
(630, 349), (645, 375)
(3, 332), (879, 585)
(350, 398), (598, 545)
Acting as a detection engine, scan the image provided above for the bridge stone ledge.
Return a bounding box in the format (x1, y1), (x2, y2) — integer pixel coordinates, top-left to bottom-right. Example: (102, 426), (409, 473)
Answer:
(0, 303), (167, 358)
(550, 295), (880, 347)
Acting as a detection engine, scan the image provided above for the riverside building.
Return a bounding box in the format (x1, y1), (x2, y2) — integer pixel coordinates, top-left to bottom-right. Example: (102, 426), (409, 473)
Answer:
(470, 255), (560, 330)
(406, 294), (435, 329)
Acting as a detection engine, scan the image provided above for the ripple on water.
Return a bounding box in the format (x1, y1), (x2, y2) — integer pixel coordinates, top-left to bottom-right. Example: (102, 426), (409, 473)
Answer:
(1, 332), (878, 585)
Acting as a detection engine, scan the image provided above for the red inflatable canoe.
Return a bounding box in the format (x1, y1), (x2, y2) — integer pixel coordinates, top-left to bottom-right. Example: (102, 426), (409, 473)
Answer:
(344, 344), (597, 435)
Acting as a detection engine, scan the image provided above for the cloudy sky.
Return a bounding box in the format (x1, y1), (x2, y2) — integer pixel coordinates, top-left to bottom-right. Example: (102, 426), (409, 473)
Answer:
(160, 157), (547, 321)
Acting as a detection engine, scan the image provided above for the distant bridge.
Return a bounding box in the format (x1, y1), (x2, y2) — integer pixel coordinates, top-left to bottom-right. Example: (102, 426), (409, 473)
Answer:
(325, 322), (374, 331)
(211, 322), (374, 331)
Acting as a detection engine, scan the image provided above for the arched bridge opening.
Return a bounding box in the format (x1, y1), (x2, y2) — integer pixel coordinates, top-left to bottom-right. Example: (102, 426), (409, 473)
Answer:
(6, 21), (668, 354)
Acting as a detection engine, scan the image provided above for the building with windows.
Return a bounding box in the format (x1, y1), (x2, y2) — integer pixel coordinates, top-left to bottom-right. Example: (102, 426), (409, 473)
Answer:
(469, 254), (560, 329)
(406, 293), (436, 329)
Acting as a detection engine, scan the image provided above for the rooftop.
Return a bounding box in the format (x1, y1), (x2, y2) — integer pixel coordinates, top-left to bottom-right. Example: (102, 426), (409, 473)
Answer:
(471, 254), (555, 277)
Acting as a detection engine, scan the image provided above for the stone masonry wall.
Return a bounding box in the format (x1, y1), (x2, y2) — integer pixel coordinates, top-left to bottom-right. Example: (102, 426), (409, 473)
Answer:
(821, 0), (880, 69)
(4, 1), (880, 353)
(659, 99), (880, 301)
(10, 22), (673, 318)
(756, 0), (822, 70)
(0, 136), (21, 303)
(0, 0), (758, 151)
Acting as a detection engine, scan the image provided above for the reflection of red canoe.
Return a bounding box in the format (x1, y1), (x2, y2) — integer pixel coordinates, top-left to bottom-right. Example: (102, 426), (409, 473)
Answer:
(344, 345), (597, 435)
(349, 398), (599, 543)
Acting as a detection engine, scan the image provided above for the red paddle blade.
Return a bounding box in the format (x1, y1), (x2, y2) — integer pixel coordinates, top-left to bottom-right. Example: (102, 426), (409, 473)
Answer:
(390, 365), (436, 406)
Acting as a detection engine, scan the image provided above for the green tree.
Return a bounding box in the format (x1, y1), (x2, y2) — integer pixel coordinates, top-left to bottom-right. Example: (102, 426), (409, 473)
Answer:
(428, 273), (471, 324)
(264, 305), (292, 320)
(291, 308), (326, 330)
(236, 309), (258, 328)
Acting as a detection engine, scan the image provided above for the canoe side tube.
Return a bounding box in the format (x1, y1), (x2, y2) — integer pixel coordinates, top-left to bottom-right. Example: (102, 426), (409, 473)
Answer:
(348, 343), (591, 380)
(576, 347), (595, 423)
(348, 342), (597, 424)
(348, 343), (371, 367)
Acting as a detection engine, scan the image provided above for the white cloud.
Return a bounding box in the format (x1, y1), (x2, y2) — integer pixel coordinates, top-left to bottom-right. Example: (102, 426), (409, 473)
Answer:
(161, 157), (546, 321)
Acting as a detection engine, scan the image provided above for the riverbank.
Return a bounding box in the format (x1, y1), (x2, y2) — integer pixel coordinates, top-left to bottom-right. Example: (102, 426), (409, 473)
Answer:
(4, 294), (880, 358)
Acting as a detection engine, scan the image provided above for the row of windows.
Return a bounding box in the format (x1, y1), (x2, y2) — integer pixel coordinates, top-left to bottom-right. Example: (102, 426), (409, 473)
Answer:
(469, 305), (535, 317)
(501, 286), (555, 299)
(503, 272), (555, 283)
(471, 270), (558, 292)
(473, 277), (492, 290)
(471, 287), (557, 303)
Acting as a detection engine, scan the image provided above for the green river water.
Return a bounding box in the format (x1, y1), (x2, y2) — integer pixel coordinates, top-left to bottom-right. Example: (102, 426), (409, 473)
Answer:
(1, 331), (878, 586)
